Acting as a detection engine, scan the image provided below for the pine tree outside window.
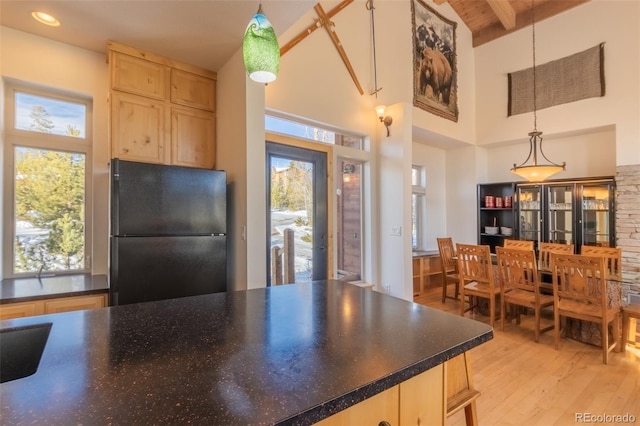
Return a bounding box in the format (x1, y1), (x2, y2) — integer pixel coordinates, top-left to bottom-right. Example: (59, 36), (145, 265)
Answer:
(3, 82), (92, 278)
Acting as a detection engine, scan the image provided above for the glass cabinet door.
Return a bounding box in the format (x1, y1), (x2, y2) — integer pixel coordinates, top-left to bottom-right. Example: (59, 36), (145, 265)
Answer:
(517, 186), (541, 244)
(580, 182), (612, 247)
(547, 184), (574, 245)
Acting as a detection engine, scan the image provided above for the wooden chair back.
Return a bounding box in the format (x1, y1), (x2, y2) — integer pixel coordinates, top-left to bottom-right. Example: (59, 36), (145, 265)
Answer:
(503, 240), (534, 251)
(437, 237), (457, 274)
(550, 252), (620, 363)
(580, 245), (622, 280)
(495, 247), (540, 295)
(538, 242), (575, 272)
(456, 244), (494, 290)
(551, 253), (607, 307)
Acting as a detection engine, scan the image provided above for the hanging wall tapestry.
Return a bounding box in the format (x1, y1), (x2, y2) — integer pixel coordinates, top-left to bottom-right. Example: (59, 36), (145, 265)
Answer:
(411, 0), (458, 122)
(508, 43), (605, 116)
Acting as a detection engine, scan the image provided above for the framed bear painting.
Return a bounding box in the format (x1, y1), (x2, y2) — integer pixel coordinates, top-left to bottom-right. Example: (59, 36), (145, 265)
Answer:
(411, 0), (458, 122)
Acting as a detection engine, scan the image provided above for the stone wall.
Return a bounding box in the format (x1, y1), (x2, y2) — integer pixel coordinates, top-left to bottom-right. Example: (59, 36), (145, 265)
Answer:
(615, 164), (640, 301)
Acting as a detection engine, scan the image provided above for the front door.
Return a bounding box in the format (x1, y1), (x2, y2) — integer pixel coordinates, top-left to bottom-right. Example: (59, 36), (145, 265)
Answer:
(266, 142), (328, 286)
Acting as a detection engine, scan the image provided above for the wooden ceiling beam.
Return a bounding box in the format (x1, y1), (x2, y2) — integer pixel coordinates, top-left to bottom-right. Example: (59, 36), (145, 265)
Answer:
(487, 0), (516, 30)
(280, 0), (353, 56)
(472, 0), (590, 47)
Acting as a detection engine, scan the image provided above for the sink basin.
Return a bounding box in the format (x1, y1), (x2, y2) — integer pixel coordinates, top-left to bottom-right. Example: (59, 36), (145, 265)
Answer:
(1, 322), (52, 383)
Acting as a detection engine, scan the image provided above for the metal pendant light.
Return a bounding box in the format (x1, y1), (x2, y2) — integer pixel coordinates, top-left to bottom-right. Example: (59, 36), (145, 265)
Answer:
(511, 0), (565, 182)
(243, 3), (280, 84)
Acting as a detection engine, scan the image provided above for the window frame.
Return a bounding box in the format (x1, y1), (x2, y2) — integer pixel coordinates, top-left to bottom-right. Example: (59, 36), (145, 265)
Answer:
(412, 165), (426, 251)
(265, 111), (372, 284)
(3, 80), (93, 278)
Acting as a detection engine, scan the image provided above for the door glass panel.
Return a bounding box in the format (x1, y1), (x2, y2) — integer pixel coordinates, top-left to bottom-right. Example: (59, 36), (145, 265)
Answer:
(518, 186), (541, 244)
(337, 160), (361, 280)
(547, 185), (573, 244)
(270, 157), (314, 284)
(581, 183), (611, 247)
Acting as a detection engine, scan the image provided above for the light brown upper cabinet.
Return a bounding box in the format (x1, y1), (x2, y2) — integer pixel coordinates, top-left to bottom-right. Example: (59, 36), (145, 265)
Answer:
(108, 41), (217, 169)
(171, 69), (216, 112)
(111, 91), (167, 164)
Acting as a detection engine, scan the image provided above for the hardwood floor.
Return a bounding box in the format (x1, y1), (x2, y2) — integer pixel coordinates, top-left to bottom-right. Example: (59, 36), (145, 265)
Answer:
(414, 287), (640, 426)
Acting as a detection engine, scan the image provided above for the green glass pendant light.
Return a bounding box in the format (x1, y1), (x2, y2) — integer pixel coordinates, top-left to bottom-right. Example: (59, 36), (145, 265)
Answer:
(243, 3), (280, 83)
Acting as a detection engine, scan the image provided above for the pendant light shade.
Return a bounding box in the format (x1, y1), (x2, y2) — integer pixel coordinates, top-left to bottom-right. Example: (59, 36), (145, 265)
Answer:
(511, 131), (566, 182)
(243, 4), (280, 84)
(510, 0), (565, 182)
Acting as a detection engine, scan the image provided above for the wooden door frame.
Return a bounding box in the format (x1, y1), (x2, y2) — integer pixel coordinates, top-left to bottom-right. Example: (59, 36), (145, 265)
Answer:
(265, 132), (334, 282)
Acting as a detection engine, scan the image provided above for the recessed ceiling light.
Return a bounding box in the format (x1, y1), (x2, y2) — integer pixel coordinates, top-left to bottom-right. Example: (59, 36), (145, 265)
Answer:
(32, 11), (61, 27)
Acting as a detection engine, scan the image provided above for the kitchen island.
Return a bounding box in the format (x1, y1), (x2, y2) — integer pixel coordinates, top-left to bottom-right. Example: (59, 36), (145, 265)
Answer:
(0, 280), (492, 425)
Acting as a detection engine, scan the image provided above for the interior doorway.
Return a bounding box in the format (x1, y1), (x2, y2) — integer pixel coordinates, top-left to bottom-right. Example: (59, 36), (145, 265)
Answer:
(266, 142), (328, 286)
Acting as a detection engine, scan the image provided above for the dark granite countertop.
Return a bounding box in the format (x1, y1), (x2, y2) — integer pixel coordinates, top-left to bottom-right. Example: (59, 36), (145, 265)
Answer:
(0, 274), (108, 304)
(0, 280), (492, 425)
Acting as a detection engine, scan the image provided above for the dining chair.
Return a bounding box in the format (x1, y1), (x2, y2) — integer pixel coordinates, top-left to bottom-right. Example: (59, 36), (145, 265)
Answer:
(580, 245), (622, 280)
(503, 239), (534, 250)
(550, 253), (621, 364)
(495, 247), (554, 342)
(437, 237), (460, 303)
(538, 242), (575, 291)
(538, 242), (575, 274)
(457, 243), (500, 327)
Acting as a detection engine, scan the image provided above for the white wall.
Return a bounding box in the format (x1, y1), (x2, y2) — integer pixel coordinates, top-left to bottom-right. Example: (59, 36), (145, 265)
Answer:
(484, 126), (617, 183)
(265, 0), (476, 299)
(217, 50), (268, 292)
(474, 0), (640, 165)
(0, 27), (110, 276)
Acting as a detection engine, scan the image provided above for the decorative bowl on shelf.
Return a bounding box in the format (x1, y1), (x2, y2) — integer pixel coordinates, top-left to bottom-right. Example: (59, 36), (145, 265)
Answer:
(485, 226), (499, 235)
(500, 227), (513, 236)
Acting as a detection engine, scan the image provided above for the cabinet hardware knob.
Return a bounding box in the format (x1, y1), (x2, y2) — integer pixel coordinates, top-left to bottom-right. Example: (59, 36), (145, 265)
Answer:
(378, 422), (391, 426)
(122, 148), (129, 153)
(145, 137), (150, 144)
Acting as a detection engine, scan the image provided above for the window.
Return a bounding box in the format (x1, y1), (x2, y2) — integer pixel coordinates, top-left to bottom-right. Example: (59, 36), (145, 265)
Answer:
(412, 165), (426, 250)
(3, 82), (92, 277)
(266, 115), (364, 150)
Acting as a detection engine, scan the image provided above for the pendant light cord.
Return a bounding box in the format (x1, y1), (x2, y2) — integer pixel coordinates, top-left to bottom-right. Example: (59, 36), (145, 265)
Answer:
(367, 0), (382, 97)
(532, 0), (537, 132)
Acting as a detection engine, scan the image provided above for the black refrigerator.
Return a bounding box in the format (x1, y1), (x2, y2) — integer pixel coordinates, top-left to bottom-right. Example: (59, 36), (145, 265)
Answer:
(109, 159), (227, 306)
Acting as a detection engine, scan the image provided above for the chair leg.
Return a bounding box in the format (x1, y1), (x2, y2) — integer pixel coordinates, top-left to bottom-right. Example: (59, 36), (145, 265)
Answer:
(602, 319), (609, 365)
(533, 308), (540, 343)
(614, 313), (621, 353)
(464, 401), (479, 426)
(489, 296), (496, 328)
(554, 311), (560, 350)
(500, 298), (506, 332)
(442, 278), (447, 303)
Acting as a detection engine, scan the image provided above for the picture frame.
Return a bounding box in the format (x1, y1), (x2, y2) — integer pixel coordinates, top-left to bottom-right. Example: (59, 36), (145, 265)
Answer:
(411, 0), (458, 122)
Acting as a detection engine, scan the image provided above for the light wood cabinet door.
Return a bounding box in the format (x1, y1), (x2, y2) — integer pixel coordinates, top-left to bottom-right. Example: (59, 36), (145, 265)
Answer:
(0, 301), (45, 320)
(110, 51), (168, 100)
(314, 385), (399, 426)
(399, 364), (445, 426)
(171, 106), (215, 169)
(111, 91), (167, 164)
(170, 69), (216, 112)
(45, 294), (106, 314)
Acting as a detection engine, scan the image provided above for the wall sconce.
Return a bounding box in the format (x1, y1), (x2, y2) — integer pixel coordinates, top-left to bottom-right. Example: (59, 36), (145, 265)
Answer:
(343, 163), (355, 183)
(375, 105), (393, 137)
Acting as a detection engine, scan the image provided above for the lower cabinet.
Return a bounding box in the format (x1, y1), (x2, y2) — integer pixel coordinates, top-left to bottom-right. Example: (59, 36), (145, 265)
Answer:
(0, 293), (107, 320)
(315, 363), (444, 425)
